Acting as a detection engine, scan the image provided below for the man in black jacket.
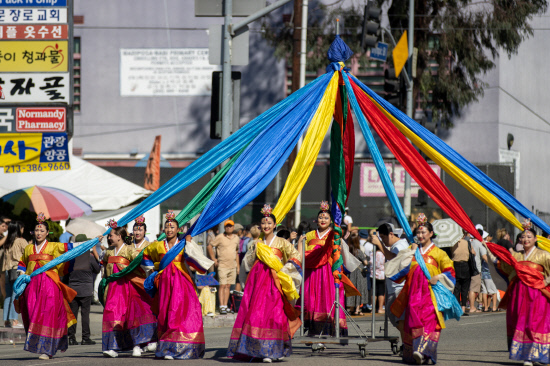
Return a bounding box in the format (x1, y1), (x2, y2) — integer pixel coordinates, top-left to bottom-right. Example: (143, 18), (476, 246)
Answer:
(68, 234), (101, 346)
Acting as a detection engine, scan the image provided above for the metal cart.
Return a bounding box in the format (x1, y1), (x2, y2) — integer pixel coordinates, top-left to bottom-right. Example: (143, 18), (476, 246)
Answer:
(294, 242), (399, 358)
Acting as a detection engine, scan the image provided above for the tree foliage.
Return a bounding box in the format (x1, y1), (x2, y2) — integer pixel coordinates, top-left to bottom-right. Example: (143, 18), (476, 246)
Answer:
(261, 0), (547, 127)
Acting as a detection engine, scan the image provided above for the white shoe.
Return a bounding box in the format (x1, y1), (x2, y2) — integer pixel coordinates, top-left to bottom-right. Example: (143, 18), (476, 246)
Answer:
(263, 358), (272, 363)
(132, 346), (142, 357)
(275, 357), (285, 361)
(38, 354), (51, 360)
(523, 362), (533, 366)
(207, 312), (215, 316)
(103, 350), (118, 358)
(164, 355), (174, 360)
(413, 351), (423, 365)
(144, 342), (157, 352)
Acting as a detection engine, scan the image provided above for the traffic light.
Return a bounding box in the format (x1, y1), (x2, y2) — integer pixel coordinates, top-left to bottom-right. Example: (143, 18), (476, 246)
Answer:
(384, 67), (404, 109)
(210, 71), (241, 139)
(361, 1), (381, 50)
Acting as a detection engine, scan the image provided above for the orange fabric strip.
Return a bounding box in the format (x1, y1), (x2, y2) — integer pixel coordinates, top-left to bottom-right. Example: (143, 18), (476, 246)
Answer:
(108, 256), (130, 265)
(29, 254), (54, 262)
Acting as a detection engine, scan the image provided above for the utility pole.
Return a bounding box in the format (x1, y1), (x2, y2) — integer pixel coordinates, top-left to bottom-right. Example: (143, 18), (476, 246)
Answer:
(403, 0), (414, 219)
(287, 0), (303, 227)
(221, 0), (233, 142)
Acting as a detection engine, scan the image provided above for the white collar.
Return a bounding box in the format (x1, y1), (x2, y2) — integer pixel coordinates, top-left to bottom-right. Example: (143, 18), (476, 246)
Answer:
(35, 240), (47, 254)
(420, 242), (434, 255)
(265, 235), (276, 248)
(317, 228), (331, 240)
(525, 246), (536, 260)
(114, 244), (125, 257)
(134, 238), (146, 249)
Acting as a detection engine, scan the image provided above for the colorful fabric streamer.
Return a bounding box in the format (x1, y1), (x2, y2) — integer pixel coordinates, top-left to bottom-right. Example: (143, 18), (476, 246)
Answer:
(349, 73), (550, 238)
(272, 73), (339, 223)
(342, 72), (414, 242)
(144, 72), (340, 295)
(349, 76), (482, 242)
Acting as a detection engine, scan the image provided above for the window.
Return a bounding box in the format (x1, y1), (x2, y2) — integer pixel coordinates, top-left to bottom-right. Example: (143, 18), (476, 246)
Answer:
(73, 37), (81, 112)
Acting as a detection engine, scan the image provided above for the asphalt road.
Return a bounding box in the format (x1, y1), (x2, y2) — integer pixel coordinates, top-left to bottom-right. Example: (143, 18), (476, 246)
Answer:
(0, 305), (515, 366)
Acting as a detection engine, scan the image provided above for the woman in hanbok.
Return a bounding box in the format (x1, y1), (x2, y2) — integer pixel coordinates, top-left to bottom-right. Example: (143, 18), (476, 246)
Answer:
(101, 220), (157, 358)
(141, 211), (208, 360)
(228, 204), (302, 362)
(386, 214), (456, 365)
(131, 215), (150, 257)
(16, 213), (77, 360)
(303, 201), (359, 336)
(498, 220), (550, 366)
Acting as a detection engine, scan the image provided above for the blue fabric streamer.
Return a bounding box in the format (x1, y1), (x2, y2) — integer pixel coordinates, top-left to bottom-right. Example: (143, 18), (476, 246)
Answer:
(414, 248), (463, 321)
(342, 72), (414, 242)
(348, 74), (550, 236)
(327, 35), (354, 63)
(14, 70), (329, 299)
(144, 72), (336, 296)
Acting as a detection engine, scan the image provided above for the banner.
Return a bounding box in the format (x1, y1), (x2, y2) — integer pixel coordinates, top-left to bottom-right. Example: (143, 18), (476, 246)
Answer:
(0, 73), (69, 103)
(1, 132), (70, 173)
(144, 135), (161, 191)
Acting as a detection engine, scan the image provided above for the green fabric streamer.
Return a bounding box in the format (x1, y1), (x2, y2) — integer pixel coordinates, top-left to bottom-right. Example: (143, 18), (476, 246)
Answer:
(330, 85), (348, 211)
(98, 250), (144, 307)
(98, 146), (247, 307)
(331, 226), (344, 278)
(157, 146), (246, 241)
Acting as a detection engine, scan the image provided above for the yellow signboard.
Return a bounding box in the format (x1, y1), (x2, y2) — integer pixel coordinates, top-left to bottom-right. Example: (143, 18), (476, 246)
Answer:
(392, 31), (408, 78)
(0, 133), (69, 170)
(0, 41), (68, 72)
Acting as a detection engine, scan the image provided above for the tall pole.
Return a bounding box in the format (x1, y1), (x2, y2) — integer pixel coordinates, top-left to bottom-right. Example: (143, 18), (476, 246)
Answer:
(403, 0), (414, 219)
(294, 0), (308, 226)
(221, 0), (233, 142)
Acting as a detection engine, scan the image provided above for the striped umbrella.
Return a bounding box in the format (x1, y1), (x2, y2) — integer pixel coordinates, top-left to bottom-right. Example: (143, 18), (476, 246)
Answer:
(1, 186), (92, 221)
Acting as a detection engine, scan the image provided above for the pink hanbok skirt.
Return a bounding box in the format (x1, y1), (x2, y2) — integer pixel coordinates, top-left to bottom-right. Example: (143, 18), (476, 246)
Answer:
(304, 261), (347, 336)
(228, 261), (293, 360)
(19, 271), (71, 356)
(402, 266), (441, 364)
(102, 265), (157, 351)
(154, 262), (205, 359)
(506, 279), (550, 364)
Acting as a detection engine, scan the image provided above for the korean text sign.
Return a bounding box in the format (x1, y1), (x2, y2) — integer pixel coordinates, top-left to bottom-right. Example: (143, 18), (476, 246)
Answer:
(0, 132), (68, 167)
(0, 40), (68, 72)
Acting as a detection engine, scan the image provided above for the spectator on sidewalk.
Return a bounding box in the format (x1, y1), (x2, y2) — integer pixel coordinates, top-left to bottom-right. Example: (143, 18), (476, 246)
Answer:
(495, 228), (513, 252)
(2, 221), (27, 328)
(67, 234), (101, 346)
(208, 220), (240, 315)
(451, 238), (473, 314)
(469, 226), (487, 313)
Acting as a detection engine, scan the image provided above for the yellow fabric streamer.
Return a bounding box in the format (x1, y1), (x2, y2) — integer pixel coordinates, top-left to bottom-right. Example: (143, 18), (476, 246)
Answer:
(256, 242), (299, 301)
(363, 92), (550, 253)
(272, 72), (340, 223)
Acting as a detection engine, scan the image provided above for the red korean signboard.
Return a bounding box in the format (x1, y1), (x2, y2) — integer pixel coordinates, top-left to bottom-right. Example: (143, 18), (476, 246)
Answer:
(16, 107), (66, 132)
(0, 24), (68, 40)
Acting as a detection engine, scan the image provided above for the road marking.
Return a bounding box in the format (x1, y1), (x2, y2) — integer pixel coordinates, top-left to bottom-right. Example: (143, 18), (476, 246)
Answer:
(458, 320), (493, 326)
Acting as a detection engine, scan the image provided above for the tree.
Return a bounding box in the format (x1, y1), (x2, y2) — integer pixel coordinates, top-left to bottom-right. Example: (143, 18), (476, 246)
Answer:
(261, 0), (547, 127)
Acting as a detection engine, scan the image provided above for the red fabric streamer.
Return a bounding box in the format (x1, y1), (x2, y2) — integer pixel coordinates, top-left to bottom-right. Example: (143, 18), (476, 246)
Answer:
(343, 101), (355, 205)
(349, 78), (482, 242)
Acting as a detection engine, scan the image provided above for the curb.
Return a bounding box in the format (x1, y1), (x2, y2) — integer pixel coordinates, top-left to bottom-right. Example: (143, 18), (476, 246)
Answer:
(203, 313), (237, 328)
(0, 327), (26, 345)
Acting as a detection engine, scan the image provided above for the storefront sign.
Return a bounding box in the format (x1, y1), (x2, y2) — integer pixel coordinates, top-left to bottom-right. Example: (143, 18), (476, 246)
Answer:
(16, 107), (65, 131)
(359, 162), (441, 197)
(0, 40), (68, 71)
(0, 73), (69, 103)
(0, 0), (68, 6)
(0, 132), (69, 172)
(120, 48), (221, 96)
(0, 24), (67, 39)
(0, 8), (67, 23)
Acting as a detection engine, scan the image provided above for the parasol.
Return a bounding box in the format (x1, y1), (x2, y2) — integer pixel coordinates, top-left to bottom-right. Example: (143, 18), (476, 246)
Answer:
(1, 186), (92, 221)
(65, 217), (104, 238)
(432, 218), (464, 248)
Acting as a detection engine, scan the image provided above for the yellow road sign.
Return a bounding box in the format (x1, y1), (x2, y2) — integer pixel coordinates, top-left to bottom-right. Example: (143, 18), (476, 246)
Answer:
(392, 31), (408, 78)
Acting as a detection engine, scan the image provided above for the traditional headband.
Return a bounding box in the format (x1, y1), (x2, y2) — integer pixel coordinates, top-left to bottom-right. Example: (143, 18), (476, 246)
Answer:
(36, 212), (47, 224)
(416, 213), (428, 226)
(134, 215), (145, 225)
(106, 219), (118, 229)
(320, 200), (330, 212)
(522, 218), (533, 231)
(260, 204), (272, 217)
(165, 210), (176, 222)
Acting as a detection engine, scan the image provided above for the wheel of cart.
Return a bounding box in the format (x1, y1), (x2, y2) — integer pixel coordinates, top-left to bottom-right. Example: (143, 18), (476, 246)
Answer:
(391, 339), (399, 355)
